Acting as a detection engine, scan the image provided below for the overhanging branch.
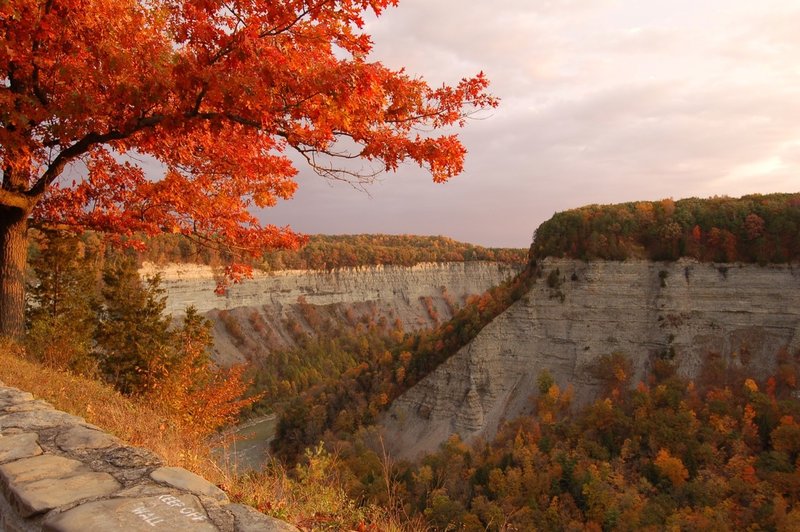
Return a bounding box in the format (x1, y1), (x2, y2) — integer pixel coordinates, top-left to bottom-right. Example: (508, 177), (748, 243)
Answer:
(27, 115), (166, 200)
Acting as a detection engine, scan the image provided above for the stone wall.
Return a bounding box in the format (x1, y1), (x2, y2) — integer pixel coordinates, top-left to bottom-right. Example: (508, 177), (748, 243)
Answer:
(382, 258), (800, 459)
(0, 384), (297, 532)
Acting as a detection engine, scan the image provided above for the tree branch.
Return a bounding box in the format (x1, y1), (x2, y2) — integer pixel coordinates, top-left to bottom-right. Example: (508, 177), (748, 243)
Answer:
(27, 115), (166, 200)
(0, 187), (35, 213)
(30, 0), (55, 107)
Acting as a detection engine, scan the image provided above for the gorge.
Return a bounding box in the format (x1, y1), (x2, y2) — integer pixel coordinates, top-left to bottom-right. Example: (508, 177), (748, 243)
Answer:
(146, 252), (800, 466)
(141, 251), (800, 464)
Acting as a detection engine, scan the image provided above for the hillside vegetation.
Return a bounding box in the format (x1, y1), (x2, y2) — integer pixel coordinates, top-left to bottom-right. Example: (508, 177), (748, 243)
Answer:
(532, 193), (800, 262)
(366, 355), (800, 530)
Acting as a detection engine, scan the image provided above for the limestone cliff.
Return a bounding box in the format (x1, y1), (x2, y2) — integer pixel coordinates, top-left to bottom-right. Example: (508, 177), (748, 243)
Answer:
(381, 258), (800, 459)
(140, 262), (521, 365)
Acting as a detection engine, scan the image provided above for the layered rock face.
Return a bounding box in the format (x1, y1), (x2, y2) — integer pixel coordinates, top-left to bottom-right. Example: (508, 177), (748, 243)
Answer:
(141, 262), (521, 365)
(382, 258), (800, 459)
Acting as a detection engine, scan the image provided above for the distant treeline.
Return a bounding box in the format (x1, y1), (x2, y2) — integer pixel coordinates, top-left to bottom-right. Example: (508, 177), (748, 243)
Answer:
(532, 193), (800, 263)
(122, 233), (527, 269)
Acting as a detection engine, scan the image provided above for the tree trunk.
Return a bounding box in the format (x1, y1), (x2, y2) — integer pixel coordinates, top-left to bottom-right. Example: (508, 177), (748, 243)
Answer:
(0, 209), (27, 340)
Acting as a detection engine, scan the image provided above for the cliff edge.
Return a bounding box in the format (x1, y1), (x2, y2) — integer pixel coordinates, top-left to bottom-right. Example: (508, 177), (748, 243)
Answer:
(142, 262), (521, 366)
(381, 258), (800, 459)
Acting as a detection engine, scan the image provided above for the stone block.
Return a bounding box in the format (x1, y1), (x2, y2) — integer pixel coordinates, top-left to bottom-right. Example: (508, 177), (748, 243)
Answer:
(13, 472), (120, 517)
(0, 433), (42, 463)
(56, 425), (120, 452)
(0, 388), (34, 409)
(0, 409), (84, 432)
(43, 494), (219, 531)
(3, 400), (52, 413)
(0, 455), (83, 485)
(226, 503), (301, 532)
(150, 467), (228, 504)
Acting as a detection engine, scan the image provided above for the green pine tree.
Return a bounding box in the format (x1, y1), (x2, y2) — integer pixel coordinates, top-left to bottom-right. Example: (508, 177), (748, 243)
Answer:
(26, 231), (100, 374)
(95, 258), (174, 395)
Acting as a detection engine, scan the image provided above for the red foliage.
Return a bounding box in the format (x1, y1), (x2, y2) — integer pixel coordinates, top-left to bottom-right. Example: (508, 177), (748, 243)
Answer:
(0, 0), (497, 334)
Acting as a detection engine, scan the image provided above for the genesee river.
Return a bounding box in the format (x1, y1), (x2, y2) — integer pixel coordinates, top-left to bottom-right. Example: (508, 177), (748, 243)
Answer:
(218, 415), (277, 471)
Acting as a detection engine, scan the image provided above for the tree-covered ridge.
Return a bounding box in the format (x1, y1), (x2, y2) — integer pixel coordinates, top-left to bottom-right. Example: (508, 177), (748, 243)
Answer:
(130, 233), (528, 269)
(532, 193), (800, 263)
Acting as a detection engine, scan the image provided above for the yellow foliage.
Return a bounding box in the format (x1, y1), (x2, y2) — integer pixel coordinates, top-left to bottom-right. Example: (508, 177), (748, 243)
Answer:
(654, 449), (689, 487)
(547, 383), (561, 400)
(709, 413), (737, 436)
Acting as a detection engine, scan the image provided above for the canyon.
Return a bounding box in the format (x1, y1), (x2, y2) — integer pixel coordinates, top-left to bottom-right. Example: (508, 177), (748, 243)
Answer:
(140, 261), (522, 366)
(143, 256), (800, 462)
(380, 258), (800, 459)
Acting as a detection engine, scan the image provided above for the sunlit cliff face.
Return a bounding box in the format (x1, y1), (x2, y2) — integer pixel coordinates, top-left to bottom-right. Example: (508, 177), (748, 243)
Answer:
(382, 258), (800, 458)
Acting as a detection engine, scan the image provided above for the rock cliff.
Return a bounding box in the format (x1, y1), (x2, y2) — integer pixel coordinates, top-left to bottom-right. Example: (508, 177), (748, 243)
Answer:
(381, 258), (800, 459)
(141, 262), (521, 365)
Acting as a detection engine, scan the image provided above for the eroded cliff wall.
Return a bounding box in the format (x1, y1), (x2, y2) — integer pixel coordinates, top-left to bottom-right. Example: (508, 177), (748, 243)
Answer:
(381, 258), (800, 459)
(141, 262), (521, 365)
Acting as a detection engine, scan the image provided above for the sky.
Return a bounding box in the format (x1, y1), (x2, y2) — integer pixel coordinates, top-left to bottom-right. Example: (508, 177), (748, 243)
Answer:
(265, 0), (800, 248)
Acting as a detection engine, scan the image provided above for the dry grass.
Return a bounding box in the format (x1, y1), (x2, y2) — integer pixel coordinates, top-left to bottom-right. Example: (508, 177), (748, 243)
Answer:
(0, 339), (425, 531)
(220, 451), (429, 532)
(0, 339), (221, 479)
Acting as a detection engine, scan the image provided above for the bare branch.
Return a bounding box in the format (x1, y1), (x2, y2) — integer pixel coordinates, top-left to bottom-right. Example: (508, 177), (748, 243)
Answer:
(294, 146), (382, 191)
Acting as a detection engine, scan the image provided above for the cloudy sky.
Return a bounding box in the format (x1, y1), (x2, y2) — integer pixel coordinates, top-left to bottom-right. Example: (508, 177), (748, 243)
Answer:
(266, 0), (800, 248)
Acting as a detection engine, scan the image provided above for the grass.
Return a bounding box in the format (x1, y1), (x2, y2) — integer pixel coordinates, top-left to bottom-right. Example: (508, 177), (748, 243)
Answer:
(0, 339), (221, 478)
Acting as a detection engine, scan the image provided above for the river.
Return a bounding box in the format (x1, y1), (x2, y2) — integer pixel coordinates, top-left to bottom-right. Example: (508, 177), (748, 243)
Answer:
(217, 414), (278, 471)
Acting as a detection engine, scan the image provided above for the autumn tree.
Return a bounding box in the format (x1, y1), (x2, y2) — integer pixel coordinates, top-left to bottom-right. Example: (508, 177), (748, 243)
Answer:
(0, 0), (497, 338)
(149, 307), (256, 440)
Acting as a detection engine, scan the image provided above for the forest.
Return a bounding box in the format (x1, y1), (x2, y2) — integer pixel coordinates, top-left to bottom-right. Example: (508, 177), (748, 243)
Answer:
(122, 233), (528, 270)
(532, 193), (800, 263)
(348, 352), (800, 530)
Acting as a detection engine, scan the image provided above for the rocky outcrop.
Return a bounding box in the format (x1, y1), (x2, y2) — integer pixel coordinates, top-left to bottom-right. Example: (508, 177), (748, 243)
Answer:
(381, 258), (800, 459)
(0, 384), (297, 532)
(141, 262), (521, 366)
